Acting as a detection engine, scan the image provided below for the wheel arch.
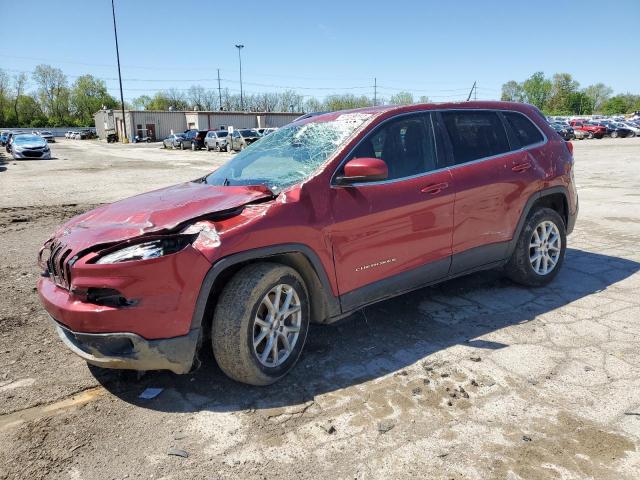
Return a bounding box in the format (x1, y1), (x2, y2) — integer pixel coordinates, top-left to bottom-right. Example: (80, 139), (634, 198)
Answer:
(189, 244), (340, 340)
(507, 186), (570, 258)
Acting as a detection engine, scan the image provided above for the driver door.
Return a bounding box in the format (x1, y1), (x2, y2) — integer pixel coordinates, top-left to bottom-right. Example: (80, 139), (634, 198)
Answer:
(328, 112), (454, 310)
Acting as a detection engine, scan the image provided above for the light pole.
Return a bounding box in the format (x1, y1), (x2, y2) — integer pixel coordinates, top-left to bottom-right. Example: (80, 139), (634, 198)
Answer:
(111, 0), (127, 143)
(235, 44), (244, 111)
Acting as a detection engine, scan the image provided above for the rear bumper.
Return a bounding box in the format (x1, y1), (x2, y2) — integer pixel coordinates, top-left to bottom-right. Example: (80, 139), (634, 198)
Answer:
(51, 316), (199, 374)
(567, 195), (578, 235)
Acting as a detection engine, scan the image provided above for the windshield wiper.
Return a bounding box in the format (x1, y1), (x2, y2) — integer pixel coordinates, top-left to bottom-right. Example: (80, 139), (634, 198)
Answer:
(223, 177), (230, 186)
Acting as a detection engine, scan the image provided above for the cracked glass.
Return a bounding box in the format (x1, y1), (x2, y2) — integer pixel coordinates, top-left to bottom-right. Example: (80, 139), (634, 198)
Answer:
(204, 113), (371, 192)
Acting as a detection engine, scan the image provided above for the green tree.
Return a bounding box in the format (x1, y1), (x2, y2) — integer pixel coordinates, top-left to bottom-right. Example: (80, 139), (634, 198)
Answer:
(601, 96), (629, 115)
(389, 91), (414, 105)
(0, 69), (10, 126)
(32, 64), (70, 125)
(323, 94), (371, 111)
(583, 83), (613, 112)
(501, 80), (525, 102)
(418, 95), (431, 103)
(12, 73), (28, 126)
(70, 74), (117, 125)
(546, 73), (580, 114)
(521, 72), (552, 109)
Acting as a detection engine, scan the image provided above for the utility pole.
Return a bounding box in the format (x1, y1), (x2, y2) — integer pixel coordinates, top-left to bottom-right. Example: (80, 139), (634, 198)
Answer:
(466, 81), (477, 102)
(474, 81), (477, 101)
(373, 77), (377, 106)
(217, 68), (222, 110)
(235, 44), (244, 111)
(111, 0), (127, 142)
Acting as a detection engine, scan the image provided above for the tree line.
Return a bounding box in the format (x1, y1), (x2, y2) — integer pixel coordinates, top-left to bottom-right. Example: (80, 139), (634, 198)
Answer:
(501, 72), (640, 115)
(2, 64), (638, 128)
(0, 64), (429, 128)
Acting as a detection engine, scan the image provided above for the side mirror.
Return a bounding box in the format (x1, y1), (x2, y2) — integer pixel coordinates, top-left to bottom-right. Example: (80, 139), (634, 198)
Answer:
(335, 157), (388, 185)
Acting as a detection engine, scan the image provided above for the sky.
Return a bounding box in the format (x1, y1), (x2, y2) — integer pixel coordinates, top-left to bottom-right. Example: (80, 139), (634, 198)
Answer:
(2, 0), (639, 104)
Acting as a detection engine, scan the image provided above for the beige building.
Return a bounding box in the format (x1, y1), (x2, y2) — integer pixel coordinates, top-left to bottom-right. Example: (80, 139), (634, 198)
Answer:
(94, 109), (302, 141)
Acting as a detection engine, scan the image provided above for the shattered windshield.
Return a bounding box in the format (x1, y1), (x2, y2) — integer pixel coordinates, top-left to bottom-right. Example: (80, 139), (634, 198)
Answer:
(204, 113), (371, 192)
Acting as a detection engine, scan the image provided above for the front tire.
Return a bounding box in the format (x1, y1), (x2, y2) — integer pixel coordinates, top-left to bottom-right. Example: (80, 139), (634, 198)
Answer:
(505, 208), (566, 287)
(212, 263), (310, 386)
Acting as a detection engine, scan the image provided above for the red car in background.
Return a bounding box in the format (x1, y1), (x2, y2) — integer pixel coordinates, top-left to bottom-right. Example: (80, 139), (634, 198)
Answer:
(38, 101), (578, 385)
(569, 120), (606, 139)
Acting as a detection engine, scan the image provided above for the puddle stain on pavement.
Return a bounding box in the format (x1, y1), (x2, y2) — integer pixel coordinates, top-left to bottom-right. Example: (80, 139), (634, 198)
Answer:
(0, 386), (105, 431)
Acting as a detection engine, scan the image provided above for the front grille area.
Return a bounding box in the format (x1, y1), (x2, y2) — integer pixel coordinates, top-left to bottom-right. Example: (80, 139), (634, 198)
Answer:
(47, 241), (73, 289)
(23, 150), (44, 158)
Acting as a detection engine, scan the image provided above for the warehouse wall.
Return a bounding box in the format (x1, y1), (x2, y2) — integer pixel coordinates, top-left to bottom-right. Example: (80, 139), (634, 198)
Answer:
(94, 111), (302, 140)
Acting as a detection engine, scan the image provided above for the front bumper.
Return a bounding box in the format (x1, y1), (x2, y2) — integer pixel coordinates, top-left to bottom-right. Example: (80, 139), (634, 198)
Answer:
(12, 150), (51, 159)
(52, 316), (199, 374)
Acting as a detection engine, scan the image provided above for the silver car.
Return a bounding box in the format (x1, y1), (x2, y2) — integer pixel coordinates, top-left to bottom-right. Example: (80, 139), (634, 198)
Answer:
(36, 130), (55, 142)
(163, 133), (185, 149)
(204, 130), (230, 151)
(11, 134), (52, 160)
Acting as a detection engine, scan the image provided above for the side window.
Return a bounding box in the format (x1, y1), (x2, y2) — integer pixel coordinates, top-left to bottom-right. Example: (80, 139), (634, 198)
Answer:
(350, 114), (438, 181)
(503, 112), (544, 147)
(441, 111), (510, 164)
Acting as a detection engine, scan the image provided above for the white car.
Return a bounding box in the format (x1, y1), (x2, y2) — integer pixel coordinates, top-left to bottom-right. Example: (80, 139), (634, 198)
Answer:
(64, 131), (73, 139)
(11, 134), (52, 160)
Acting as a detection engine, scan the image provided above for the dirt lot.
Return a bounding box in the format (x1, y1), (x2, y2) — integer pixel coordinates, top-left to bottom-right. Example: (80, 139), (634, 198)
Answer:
(1, 137), (640, 479)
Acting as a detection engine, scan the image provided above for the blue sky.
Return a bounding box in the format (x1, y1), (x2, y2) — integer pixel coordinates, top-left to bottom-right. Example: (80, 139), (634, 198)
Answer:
(2, 0), (639, 103)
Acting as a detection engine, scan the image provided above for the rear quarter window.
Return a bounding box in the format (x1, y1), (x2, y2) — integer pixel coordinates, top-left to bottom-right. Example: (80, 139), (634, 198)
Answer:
(441, 111), (510, 164)
(503, 112), (544, 147)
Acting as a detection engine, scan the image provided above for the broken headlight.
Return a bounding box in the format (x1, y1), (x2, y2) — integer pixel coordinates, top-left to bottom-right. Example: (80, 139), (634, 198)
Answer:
(95, 237), (193, 264)
(94, 222), (220, 265)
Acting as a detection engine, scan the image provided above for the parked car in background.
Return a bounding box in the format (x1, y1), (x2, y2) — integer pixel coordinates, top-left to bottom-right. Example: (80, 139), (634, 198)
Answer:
(36, 101), (578, 385)
(204, 130), (229, 151)
(613, 122), (637, 137)
(5, 132), (15, 152)
(11, 134), (51, 159)
(0, 131), (8, 146)
(572, 129), (590, 140)
(623, 122), (640, 136)
(259, 128), (277, 136)
(163, 133), (185, 149)
(35, 131), (55, 142)
(228, 128), (261, 151)
(65, 131), (73, 139)
(569, 120), (605, 139)
(174, 129), (207, 150)
(551, 123), (574, 141)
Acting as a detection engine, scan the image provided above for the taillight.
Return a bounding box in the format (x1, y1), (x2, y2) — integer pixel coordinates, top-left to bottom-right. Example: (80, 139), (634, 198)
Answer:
(566, 141), (573, 155)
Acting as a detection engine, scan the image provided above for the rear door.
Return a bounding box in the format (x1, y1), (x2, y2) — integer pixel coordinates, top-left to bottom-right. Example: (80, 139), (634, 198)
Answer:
(439, 110), (518, 273)
(329, 112), (454, 310)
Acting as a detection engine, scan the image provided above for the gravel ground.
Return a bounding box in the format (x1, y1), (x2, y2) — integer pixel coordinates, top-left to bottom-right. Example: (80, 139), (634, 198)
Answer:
(1, 137), (640, 479)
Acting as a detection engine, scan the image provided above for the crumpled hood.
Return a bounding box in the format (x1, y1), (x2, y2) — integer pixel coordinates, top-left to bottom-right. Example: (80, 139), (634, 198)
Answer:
(52, 182), (273, 251)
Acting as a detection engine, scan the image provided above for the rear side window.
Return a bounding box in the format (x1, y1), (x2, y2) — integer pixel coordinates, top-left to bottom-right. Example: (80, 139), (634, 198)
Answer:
(441, 111), (510, 164)
(503, 112), (544, 147)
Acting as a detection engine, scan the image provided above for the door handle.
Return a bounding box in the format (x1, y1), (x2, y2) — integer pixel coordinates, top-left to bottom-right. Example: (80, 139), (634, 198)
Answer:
(421, 182), (449, 194)
(512, 162), (531, 172)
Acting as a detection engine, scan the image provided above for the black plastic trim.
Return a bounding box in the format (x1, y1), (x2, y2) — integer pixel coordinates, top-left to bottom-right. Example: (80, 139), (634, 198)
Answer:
(340, 257), (451, 313)
(190, 243), (341, 331)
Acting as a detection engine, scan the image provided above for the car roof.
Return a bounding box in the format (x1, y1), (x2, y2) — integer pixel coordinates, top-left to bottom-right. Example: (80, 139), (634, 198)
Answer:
(295, 101), (544, 126)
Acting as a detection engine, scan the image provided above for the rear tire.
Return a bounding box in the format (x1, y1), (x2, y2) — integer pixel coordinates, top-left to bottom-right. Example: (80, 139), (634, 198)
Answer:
(611, 131), (619, 138)
(212, 263), (310, 386)
(505, 208), (566, 287)
(587, 132), (594, 139)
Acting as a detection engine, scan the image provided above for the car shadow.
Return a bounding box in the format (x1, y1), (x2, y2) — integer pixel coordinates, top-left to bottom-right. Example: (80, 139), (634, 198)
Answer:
(91, 248), (639, 413)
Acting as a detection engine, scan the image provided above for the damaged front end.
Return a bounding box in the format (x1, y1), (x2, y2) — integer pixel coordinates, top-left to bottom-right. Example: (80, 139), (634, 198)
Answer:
(37, 183), (275, 374)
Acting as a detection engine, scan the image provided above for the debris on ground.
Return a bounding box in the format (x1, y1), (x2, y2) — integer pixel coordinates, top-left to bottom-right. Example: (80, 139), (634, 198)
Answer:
(139, 387), (163, 400)
(167, 447), (189, 458)
(378, 420), (395, 434)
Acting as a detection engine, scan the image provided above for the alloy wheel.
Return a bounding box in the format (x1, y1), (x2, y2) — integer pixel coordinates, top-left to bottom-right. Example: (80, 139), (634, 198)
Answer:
(252, 284), (302, 368)
(529, 221), (562, 275)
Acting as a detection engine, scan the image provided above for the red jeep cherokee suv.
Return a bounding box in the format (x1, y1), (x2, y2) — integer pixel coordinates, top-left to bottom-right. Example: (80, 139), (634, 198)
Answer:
(38, 101), (578, 385)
